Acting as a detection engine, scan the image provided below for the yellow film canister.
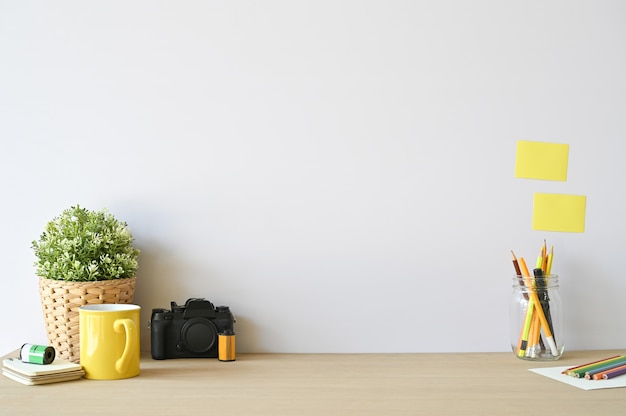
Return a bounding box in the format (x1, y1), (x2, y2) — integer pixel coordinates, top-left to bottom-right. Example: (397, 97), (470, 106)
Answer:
(218, 332), (236, 362)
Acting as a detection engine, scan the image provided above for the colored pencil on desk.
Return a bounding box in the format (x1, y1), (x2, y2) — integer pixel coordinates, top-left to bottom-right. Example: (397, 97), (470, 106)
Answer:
(584, 357), (626, 379)
(601, 364), (626, 380)
(588, 363), (626, 380)
(561, 355), (622, 375)
(566, 356), (626, 378)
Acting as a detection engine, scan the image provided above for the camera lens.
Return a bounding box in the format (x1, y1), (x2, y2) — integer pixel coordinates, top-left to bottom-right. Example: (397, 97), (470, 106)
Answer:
(180, 318), (218, 353)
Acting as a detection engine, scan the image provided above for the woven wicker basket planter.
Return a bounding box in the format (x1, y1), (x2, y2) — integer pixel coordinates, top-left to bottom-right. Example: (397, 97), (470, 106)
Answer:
(38, 276), (136, 363)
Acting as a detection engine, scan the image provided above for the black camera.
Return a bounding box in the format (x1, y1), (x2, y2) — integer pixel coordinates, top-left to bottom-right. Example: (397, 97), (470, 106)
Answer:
(150, 298), (235, 360)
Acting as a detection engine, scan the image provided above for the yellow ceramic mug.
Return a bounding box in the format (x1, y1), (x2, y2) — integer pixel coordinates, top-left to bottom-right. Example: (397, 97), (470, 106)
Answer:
(79, 304), (141, 380)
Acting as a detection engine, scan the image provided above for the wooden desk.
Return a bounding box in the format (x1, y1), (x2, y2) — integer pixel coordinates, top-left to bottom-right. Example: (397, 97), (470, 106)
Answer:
(1, 350), (625, 415)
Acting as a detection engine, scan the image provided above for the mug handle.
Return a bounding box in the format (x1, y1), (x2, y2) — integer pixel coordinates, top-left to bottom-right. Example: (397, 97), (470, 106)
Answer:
(113, 318), (138, 374)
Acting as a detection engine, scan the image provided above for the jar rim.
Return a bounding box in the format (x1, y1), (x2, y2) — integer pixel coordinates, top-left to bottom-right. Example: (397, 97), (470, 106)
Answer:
(512, 274), (559, 287)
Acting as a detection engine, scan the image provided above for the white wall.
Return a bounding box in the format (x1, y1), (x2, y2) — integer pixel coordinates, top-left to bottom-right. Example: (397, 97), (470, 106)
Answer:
(1, 0), (625, 355)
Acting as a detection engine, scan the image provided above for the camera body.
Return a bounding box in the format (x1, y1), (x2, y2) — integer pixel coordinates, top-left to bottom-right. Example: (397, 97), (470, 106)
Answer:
(151, 298), (235, 360)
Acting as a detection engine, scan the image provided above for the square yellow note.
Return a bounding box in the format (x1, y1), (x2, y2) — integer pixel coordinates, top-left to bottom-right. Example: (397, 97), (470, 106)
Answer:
(515, 141), (569, 181)
(532, 193), (586, 233)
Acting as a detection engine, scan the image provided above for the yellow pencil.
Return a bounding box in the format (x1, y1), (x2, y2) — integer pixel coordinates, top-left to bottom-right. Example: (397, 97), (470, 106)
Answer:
(535, 252), (543, 270)
(518, 298), (535, 357)
(518, 257), (559, 356)
(525, 310), (537, 358)
(541, 240), (548, 272)
(536, 240), (548, 272)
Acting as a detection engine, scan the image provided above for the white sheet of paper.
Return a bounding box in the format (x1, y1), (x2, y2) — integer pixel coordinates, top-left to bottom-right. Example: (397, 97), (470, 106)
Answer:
(529, 366), (626, 390)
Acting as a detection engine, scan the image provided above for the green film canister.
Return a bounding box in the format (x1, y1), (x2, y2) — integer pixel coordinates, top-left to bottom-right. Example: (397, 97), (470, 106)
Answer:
(19, 343), (56, 365)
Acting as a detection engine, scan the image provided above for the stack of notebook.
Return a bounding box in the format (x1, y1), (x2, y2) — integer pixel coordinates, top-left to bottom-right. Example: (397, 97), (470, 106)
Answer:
(2, 357), (84, 385)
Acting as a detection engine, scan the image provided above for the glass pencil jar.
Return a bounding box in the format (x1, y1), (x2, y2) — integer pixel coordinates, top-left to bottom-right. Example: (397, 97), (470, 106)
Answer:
(510, 274), (564, 360)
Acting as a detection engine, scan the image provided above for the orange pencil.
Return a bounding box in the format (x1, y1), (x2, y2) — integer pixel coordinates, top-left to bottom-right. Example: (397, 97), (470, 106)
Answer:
(526, 312), (539, 357)
(546, 246), (554, 275)
(530, 311), (542, 357)
(589, 364), (626, 380)
(600, 364), (626, 380)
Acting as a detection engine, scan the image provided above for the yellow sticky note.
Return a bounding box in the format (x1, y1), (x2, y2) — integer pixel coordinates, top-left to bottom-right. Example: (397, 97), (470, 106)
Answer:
(532, 193), (586, 233)
(515, 141), (569, 181)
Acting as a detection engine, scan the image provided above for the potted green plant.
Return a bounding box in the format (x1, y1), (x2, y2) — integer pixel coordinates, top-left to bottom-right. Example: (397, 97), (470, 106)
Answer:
(32, 205), (140, 362)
